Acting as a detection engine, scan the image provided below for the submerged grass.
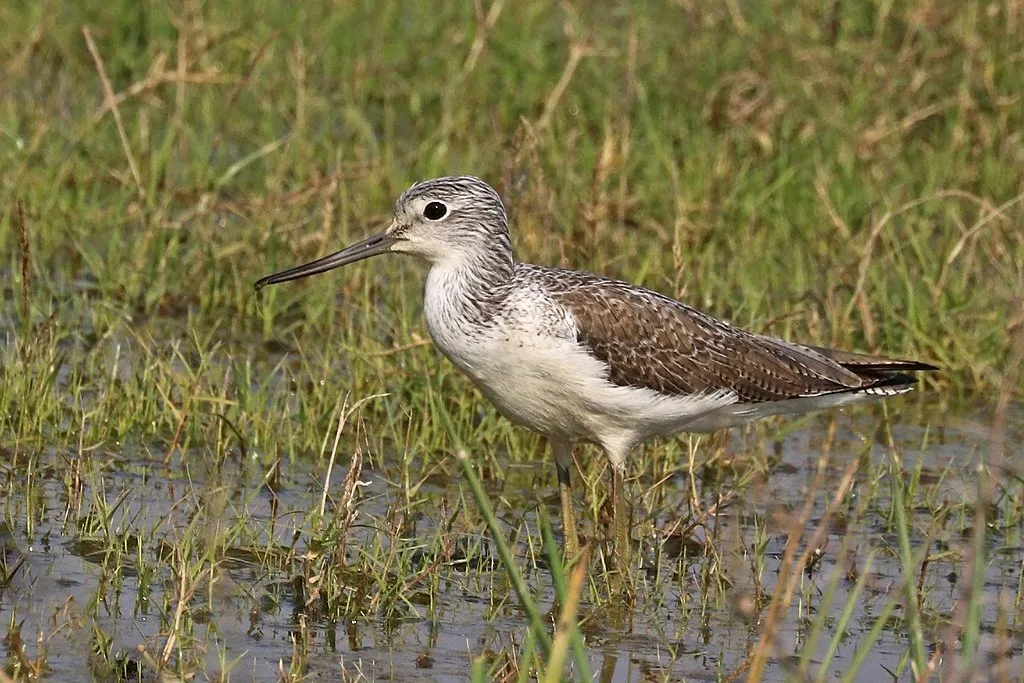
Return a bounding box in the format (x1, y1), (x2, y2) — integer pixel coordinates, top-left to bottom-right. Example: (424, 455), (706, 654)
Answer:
(1, 0), (1023, 680)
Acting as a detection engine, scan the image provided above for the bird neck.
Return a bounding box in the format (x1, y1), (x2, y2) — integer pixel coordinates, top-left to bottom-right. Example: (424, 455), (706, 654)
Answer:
(424, 248), (515, 325)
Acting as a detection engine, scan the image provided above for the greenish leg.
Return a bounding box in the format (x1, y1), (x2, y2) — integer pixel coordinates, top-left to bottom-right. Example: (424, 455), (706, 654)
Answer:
(557, 461), (580, 562)
(611, 466), (631, 579)
(552, 440), (580, 562)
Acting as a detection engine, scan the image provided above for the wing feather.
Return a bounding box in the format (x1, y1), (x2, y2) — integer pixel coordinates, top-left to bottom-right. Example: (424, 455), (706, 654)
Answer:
(528, 267), (934, 403)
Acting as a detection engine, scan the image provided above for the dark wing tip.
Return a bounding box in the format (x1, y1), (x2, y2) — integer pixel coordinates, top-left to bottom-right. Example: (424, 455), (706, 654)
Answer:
(871, 371), (921, 388)
(839, 361), (936, 398)
(814, 349), (937, 397)
(896, 360), (939, 372)
(847, 360), (938, 373)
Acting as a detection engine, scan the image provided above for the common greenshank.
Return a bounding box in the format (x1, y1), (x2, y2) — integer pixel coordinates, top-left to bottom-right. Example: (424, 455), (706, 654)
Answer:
(256, 175), (936, 575)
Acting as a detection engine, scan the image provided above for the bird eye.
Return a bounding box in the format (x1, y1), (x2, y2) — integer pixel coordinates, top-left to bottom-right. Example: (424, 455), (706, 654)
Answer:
(423, 202), (447, 220)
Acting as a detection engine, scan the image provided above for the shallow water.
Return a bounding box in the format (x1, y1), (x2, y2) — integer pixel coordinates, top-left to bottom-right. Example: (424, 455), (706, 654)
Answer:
(2, 395), (1022, 682)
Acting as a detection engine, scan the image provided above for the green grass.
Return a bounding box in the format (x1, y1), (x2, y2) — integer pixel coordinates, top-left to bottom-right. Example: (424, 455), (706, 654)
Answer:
(1, 0), (1023, 680)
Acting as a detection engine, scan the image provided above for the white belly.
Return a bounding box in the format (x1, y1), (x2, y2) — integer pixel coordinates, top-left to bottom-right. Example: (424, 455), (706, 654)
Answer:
(425, 319), (591, 438)
(426, 316), (739, 459)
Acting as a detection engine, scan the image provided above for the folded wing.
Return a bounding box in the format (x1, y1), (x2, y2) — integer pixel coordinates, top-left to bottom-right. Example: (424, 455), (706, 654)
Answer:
(542, 269), (936, 403)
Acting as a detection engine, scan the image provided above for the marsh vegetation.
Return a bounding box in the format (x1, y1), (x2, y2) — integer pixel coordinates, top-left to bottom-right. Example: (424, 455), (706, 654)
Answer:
(2, 1), (1023, 680)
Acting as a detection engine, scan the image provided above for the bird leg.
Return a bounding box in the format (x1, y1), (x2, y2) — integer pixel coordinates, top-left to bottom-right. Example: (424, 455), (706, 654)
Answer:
(557, 462), (580, 561)
(611, 465), (631, 578)
(552, 440), (580, 562)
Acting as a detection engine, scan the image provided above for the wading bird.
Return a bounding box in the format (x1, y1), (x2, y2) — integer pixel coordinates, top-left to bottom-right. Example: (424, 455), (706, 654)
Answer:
(256, 176), (935, 575)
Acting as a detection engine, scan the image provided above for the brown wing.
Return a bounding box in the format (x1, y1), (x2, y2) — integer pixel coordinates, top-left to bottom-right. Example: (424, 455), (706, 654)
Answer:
(542, 268), (933, 403)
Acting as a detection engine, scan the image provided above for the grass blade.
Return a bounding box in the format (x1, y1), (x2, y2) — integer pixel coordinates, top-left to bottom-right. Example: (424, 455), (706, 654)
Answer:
(891, 462), (928, 677)
(432, 392), (553, 659)
(538, 508), (591, 682)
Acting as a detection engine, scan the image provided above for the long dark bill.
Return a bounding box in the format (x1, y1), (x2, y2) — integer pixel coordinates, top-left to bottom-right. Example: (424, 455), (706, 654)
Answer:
(255, 231), (396, 290)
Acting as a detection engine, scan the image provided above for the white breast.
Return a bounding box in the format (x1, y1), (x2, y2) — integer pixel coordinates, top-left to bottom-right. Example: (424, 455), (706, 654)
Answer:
(423, 265), (588, 437)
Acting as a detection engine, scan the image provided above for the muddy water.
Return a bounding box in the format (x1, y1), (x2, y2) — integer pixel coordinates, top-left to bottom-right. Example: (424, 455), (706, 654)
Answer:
(2, 402), (1022, 682)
